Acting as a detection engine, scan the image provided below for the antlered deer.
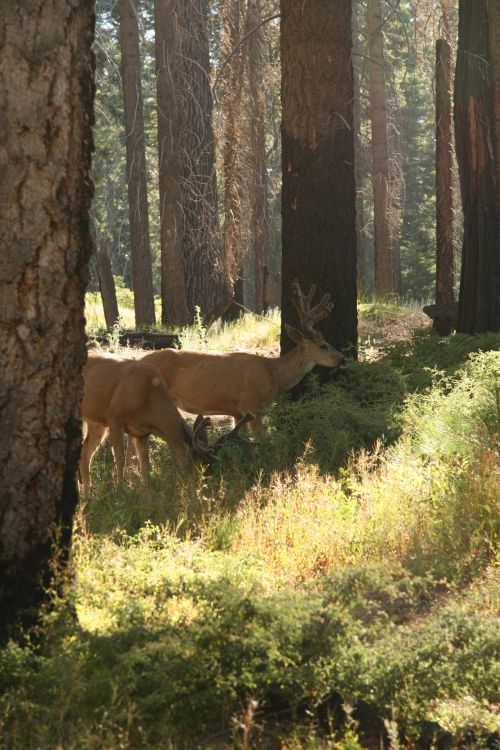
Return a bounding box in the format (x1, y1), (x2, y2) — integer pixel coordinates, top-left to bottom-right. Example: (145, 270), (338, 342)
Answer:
(141, 280), (345, 433)
(80, 351), (215, 492)
(80, 351), (255, 492)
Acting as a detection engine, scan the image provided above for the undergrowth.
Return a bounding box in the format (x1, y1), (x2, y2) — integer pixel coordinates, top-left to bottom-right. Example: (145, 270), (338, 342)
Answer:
(1, 306), (499, 749)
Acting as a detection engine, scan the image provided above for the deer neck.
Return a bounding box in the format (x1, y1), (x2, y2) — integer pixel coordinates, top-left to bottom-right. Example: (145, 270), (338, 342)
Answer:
(271, 345), (316, 393)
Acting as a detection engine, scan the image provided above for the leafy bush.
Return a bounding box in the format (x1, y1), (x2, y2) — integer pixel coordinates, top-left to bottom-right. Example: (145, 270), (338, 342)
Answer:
(263, 359), (407, 473)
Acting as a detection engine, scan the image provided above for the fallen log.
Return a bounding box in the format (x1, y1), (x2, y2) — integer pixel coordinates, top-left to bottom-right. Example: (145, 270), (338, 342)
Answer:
(91, 331), (180, 350)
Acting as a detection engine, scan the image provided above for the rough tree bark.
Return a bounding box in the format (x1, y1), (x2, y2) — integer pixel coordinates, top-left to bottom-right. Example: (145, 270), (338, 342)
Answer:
(280, 0), (357, 358)
(368, 0), (400, 297)
(352, 0), (368, 293)
(0, 0), (95, 630)
(119, 0), (156, 327)
(455, 0), (500, 333)
(435, 39), (455, 305)
(155, 0), (225, 321)
(154, 0), (190, 326)
(220, 0), (250, 317)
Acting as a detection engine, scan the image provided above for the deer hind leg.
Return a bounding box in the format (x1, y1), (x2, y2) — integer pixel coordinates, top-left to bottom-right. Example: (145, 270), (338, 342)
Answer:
(124, 434), (138, 476)
(108, 422), (126, 489)
(237, 412), (263, 438)
(80, 423), (108, 493)
(133, 436), (151, 481)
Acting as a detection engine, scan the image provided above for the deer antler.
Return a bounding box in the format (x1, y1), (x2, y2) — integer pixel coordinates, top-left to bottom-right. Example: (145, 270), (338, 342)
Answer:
(291, 279), (333, 341)
(191, 415), (220, 464)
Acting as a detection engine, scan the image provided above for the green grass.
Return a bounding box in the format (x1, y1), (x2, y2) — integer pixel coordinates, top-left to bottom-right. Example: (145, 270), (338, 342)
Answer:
(2, 302), (500, 749)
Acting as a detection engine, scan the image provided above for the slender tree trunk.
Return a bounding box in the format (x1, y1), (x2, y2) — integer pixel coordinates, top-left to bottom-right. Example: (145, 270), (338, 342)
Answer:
(97, 240), (120, 328)
(0, 0), (95, 631)
(352, 0), (368, 294)
(154, 0), (190, 326)
(455, 0), (500, 333)
(220, 0), (249, 315)
(368, 0), (400, 297)
(119, 0), (156, 327)
(248, 0), (269, 314)
(435, 38), (455, 304)
(280, 0), (357, 358)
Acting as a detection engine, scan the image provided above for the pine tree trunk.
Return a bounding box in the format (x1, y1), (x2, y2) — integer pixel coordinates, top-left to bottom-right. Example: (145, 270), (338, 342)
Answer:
(154, 0), (190, 327)
(352, 0), (368, 293)
(97, 240), (120, 328)
(156, 0), (224, 320)
(248, 0), (269, 314)
(455, 0), (500, 333)
(119, 0), (156, 327)
(220, 0), (249, 316)
(368, 0), (400, 297)
(280, 0), (357, 358)
(0, 0), (94, 630)
(435, 38), (455, 305)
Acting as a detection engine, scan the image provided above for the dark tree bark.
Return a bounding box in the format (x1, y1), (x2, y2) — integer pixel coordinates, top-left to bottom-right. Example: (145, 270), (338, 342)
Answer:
(248, 0), (269, 314)
(119, 0), (156, 327)
(280, 0), (357, 358)
(455, 0), (500, 333)
(0, 0), (95, 631)
(154, 0), (190, 327)
(435, 39), (455, 305)
(368, 0), (400, 298)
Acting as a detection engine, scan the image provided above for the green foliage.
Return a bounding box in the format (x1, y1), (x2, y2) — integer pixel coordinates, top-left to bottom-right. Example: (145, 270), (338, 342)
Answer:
(3, 310), (500, 748)
(260, 359), (407, 473)
(382, 328), (500, 391)
(1, 566), (498, 749)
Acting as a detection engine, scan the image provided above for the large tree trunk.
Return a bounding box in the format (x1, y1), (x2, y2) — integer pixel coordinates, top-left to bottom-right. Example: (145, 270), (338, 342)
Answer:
(248, 0), (269, 314)
(0, 1), (95, 630)
(368, 0), (400, 298)
(280, 0), (357, 358)
(455, 0), (500, 333)
(154, 0), (190, 327)
(435, 38), (455, 305)
(119, 0), (156, 327)
(156, 0), (225, 321)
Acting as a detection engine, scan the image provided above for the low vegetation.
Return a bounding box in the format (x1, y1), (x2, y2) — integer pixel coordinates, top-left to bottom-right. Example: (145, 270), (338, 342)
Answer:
(1, 301), (499, 749)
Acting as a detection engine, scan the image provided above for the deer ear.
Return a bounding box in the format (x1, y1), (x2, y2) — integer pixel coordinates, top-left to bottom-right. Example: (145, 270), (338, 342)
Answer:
(285, 323), (307, 344)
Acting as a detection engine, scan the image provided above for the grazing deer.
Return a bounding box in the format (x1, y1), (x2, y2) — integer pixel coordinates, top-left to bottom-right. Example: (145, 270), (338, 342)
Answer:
(80, 351), (215, 492)
(141, 280), (345, 433)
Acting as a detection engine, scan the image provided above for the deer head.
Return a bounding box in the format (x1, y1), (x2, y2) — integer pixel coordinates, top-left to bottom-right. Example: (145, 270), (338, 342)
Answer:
(285, 279), (346, 367)
(189, 412), (258, 467)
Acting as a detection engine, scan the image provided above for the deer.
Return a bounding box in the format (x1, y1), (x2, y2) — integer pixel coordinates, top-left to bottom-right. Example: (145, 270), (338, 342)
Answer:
(80, 351), (213, 492)
(80, 351), (255, 492)
(140, 280), (346, 434)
